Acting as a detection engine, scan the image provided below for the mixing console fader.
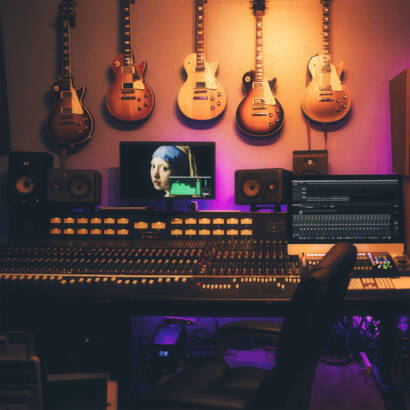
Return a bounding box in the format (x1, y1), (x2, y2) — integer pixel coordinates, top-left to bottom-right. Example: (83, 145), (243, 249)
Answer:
(0, 210), (408, 304)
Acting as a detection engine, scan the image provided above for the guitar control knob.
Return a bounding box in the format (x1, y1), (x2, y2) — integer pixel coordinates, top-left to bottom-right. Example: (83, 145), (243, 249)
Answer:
(138, 107), (142, 111)
(211, 106), (215, 110)
(137, 97), (141, 102)
(343, 104), (347, 108)
(336, 99), (341, 103)
(343, 95), (347, 99)
(210, 96), (214, 101)
(269, 123), (273, 127)
(144, 103), (148, 107)
(276, 119), (280, 122)
(217, 101), (221, 106)
(269, 113), (273, 117)
(217, 92), (221, 97)
(276, 109), (280, 113)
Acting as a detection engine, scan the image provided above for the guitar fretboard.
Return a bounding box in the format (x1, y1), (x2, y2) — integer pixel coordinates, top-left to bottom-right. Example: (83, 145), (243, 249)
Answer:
(121, 0), (133, 66)
(195, 0), (205, 72)
(61, 20), (71, 89)
(321, 0), (331, 72)
(255, 15), (264, 83)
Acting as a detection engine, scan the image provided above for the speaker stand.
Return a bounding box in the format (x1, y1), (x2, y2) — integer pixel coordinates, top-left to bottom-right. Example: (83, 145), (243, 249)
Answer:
(250, 204), (281, 212)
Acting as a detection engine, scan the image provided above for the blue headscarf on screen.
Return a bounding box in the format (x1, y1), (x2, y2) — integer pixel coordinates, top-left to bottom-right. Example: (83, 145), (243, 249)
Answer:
(152, 145), (197, 176)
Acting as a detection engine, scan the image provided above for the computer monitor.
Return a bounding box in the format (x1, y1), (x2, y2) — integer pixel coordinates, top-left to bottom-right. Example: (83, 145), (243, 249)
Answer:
(290, 175), (403, 243)
(120, 142), (215, 200)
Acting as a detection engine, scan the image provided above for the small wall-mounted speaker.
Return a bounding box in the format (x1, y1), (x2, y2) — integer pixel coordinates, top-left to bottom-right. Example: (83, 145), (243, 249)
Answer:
(235, 168), (292, 205)
(390, 68), (410, 176)
(292, 150), (328, 176)
(7, 151), (54, 207)
(48, 169), (101, 205)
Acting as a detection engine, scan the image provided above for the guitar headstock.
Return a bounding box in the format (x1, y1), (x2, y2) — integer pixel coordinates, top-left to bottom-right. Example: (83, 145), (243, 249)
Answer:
(252, 0), (266, 15)
(57, 0), (77, 27)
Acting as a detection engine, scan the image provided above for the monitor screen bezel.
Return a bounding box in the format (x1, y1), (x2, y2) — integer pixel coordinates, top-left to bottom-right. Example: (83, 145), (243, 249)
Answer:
(289, 174), (404, 244)
(119, 141), (216, 200)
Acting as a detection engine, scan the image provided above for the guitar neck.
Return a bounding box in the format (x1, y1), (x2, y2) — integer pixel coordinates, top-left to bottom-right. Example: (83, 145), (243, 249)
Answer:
(194, 0), (206, 71)
(254, 14), (264, 83)
(120, 0), (133, 66)
(321, 0), (332, 71)
(60, 19), (72, 89)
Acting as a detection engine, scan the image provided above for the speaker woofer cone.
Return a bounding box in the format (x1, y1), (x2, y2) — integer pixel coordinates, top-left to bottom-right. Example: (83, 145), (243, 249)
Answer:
(68, 177), (90, 198)
(242, 178), (261, 197)
(15, 176), (34, 194)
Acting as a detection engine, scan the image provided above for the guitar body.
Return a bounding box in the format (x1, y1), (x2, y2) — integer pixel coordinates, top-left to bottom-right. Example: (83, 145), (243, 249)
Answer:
(236, 70), (284, 137)
(301, 54), (352, 123)
(48, 78), (94, 145)
(177, 53), (226, 121)
(106, 55), (155, 121)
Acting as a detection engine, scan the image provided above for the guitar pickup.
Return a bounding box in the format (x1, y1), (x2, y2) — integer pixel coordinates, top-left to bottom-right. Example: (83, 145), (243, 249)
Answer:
(253, 98), (265, 104)
(195, 82), (206, 88)
(193, 96), (208, 100)
(121, 96), (136, 100)
(122, 67), (135, 74)
(62, 91), (72, 98)
(122, 82), (134, 89)
(319, 91), (333, 95)
(121, 90), (135, 94)
(252, 106), (266, 110)
(62, 108), (73, 114)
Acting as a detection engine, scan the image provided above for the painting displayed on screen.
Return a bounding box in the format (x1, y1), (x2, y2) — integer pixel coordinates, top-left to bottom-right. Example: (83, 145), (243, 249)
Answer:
(120, 142), (215, 200)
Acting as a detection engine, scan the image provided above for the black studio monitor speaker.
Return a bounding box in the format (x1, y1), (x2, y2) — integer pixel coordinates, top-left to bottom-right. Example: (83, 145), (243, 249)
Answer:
(235, 168), (291, 205)
(7, 151), (54, 207)
(292, 150), (328, 176)
(48, 169), (101, 205)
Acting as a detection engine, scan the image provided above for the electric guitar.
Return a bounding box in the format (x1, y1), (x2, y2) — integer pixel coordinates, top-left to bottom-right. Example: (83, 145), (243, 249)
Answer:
(177, 0), (226, 121)
(301, 0), (351, 124)
(48, 0), (94, 146)
(236, 0), (284, 138)
(106, 0), (155, 122)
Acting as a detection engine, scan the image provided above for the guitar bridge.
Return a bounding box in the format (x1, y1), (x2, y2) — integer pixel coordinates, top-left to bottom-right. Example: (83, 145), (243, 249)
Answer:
(193, 96), (208, 100)
(318, 98), (334, 102)
(252, 113), (267, 116)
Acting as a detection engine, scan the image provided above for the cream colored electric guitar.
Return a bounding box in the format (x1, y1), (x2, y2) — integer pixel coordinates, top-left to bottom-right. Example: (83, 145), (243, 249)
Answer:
(177, 0), (226, 121)
(301, 0), (351, 124)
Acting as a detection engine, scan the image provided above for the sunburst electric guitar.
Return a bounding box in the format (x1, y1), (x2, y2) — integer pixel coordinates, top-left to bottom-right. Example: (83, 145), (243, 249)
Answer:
(236, 0), (284, 138)
(106, 0), (155, 122)
(177, 0), (226, 121)
(301, 0), (351, 124)
(48, 0), (94, 146)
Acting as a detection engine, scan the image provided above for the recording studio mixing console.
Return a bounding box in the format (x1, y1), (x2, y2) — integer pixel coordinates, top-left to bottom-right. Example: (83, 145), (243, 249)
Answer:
(1, 210), (409, 309)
